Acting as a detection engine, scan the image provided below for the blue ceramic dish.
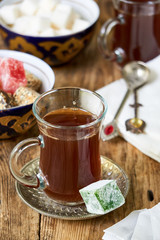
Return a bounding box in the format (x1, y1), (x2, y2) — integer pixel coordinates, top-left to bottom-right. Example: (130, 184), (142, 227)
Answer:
(0, 0), (100, 66)
(0, 103), (35, 138)
(0, 50), (55, 139)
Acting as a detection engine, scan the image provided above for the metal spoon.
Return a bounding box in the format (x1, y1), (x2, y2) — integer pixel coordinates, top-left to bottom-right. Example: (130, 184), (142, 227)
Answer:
(125, 87), (145, 133)
(101, 61), (150, 141)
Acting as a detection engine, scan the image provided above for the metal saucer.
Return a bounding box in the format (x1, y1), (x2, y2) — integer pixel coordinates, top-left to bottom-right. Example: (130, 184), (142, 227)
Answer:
(15, 156), (129, 220)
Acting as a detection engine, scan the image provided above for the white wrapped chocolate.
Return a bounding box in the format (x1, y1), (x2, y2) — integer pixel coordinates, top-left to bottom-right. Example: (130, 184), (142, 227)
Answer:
(14, 87), (40, 106)
(0, 91), (15, 109)
(80, 180), (125, 215)
(25, 70), (42, 92)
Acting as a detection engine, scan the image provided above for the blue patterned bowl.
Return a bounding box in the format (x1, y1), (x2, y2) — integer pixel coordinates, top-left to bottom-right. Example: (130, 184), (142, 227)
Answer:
(0, 0), (99, 66)
(0, 50), (55, 139)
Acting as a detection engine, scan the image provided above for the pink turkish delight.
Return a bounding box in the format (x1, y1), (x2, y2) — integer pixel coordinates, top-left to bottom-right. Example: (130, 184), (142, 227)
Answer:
(0, 57), (27, 94)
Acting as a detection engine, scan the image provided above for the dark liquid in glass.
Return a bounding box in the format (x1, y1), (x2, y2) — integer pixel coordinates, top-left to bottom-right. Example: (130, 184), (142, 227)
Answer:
(112, 0), (160, 65)
(40, 108), (101, 203)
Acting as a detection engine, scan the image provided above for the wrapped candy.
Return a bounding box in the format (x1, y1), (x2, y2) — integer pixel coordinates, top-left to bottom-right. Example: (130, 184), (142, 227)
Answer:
(0, 90), (15, 109)
(14, 87), (40, 106)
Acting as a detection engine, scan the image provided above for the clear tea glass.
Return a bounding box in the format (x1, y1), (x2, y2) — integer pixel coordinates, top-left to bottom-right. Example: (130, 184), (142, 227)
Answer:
(98, 0), (160, 66)
(9, 88), (107, 206)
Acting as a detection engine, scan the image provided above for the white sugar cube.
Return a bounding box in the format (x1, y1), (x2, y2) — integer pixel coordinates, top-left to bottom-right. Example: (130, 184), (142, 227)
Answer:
(24, 28), (39, 36)
(0, 5), (20, 25)
(28, 16), (51, 34)
(0, 0), (89, 38)
(12, 16), (30, 34)
(51, 3), (75, 29)
(36, 9), (52, 18)
(72, 18), (90, 33)
(20, 0), (39, 16)
(56, 28), (72, 36)
(39, 0), (57, 12)
(80, 180), (125, 215)
(40, 28), (56, 37)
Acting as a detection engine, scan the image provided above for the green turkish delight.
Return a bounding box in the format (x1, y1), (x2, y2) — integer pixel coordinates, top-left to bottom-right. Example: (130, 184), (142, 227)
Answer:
(79, 180), (125, 214)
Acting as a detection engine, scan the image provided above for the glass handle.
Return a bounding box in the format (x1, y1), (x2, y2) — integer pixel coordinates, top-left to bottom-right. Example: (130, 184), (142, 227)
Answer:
(9, 136), (45, 189)
(97, 15), (126, 63)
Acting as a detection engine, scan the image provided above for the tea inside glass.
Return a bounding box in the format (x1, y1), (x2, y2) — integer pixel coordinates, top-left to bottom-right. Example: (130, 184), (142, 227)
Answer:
(40, 107), (101, 203)
(9, 88), (107, 206)
(98, 0), (160, 65)
(35, 88), (107, 204)
(113, 0), (160, 64)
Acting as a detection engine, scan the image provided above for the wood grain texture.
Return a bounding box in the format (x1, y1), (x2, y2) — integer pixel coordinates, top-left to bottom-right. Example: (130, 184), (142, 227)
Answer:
(1, 0), (160, 239)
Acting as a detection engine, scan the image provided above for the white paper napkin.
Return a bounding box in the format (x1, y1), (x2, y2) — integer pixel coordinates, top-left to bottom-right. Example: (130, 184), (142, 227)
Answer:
(102, 210), (146, 240)
(103, 203), (160, 240)
(131, 210), (152, 240)
(97, 56), (160, 162)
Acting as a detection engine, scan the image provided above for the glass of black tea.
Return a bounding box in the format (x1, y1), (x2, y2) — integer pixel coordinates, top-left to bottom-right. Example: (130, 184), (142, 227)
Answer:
(98, 0), (160, 66)
(10, 88), (107, 206)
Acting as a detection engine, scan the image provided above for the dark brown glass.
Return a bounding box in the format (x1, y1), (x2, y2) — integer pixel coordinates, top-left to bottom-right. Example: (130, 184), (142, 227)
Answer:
(39, 108), (101, 203)
(112, 0), (160, 65)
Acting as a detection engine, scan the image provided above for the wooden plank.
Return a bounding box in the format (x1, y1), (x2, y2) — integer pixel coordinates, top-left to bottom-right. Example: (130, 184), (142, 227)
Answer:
(0, 0), (160, 239)
(0, 127), (40, 240)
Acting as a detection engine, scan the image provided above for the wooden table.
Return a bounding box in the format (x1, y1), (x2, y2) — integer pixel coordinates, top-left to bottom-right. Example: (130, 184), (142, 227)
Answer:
(1, 0), (160, 239)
